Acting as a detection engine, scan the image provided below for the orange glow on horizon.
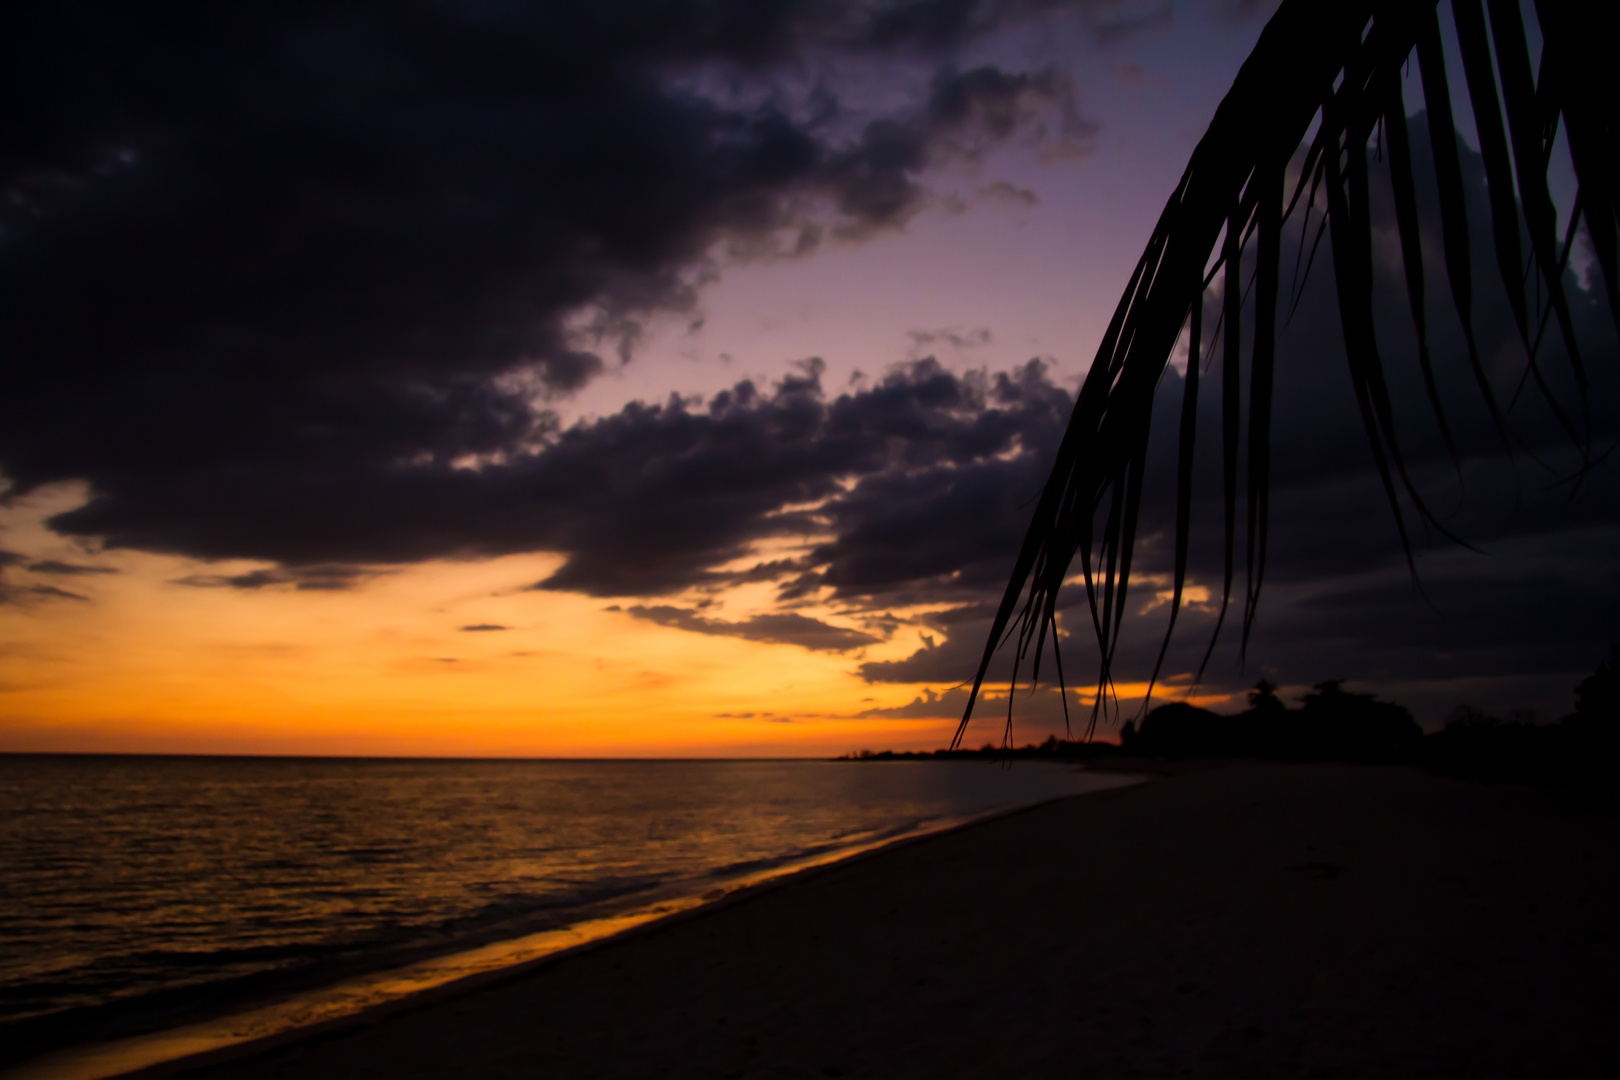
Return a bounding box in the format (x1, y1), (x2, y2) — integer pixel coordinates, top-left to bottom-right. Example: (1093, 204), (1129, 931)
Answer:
(1, 484), (1230, 757)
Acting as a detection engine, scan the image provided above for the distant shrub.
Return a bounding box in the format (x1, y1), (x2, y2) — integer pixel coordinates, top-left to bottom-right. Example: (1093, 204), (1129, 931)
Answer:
(1425, 646), (1619, 785)
(1294, 680), (1422, 763)
(1128, 680), (1419, 762)
(1135, 702), (1228, 758)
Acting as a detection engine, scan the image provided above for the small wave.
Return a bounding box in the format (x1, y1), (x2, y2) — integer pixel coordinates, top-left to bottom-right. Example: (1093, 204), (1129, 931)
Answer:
(702, 842), (849, 879)
(699, 816), (951, 882)
(126, 942), (345, 970)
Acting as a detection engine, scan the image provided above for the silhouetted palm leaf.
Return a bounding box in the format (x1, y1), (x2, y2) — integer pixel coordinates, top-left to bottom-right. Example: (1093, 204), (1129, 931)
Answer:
(955, 0), (1619, 748)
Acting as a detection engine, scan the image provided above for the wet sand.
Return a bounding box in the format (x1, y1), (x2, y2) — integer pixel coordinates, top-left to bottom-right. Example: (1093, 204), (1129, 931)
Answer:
(121, 763), (1620, 1079)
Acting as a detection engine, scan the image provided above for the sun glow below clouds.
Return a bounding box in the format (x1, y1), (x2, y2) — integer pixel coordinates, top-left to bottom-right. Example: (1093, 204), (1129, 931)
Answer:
(0, 486), (962, 757)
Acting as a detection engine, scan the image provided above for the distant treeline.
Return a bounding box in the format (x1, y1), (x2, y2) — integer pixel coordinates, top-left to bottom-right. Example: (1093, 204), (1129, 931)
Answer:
(839, 739), (1120, 763)
(841, 647), (1620, 785)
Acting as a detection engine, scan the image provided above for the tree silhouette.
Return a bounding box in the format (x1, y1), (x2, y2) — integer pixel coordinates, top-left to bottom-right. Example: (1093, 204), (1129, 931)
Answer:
(1573, 644), (1620, 722)
(1248, 679), (1284, 715)
(1569, 643), (1620, 755)
(955, 0), (1620, 748)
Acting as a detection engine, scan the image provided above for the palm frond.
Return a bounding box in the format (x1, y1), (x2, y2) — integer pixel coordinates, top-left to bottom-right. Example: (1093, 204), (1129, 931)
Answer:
(953, 0), (1620, 748)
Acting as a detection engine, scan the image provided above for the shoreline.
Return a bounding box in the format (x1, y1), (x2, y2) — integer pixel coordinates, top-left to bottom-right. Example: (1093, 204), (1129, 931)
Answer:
(4, 769), (1143, 1080)
(93, 762), (1620, 1078)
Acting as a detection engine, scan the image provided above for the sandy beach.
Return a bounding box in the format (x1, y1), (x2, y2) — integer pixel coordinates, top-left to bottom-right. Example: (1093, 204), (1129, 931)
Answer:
(118, 762), (1619, 1079)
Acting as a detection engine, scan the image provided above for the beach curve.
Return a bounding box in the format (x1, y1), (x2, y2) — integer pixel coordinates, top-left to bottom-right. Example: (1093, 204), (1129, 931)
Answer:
(32, 762), (1620, 1079)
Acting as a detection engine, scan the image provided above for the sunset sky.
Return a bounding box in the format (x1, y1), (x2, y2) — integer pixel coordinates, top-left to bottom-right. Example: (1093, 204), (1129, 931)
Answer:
(3, 0), (1616, 757)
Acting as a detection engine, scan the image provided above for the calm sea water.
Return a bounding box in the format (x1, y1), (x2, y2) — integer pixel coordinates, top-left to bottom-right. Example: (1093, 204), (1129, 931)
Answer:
(0, 755), (1121, 1071)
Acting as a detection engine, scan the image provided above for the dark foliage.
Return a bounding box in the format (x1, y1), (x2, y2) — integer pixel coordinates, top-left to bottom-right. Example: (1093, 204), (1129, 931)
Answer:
(1121, 680), (1420, 763)
(1428, 645), (1620, 781)
(1129, 702), (1229, 758)
(837, 734), (1121, 762)
(1573, 644), (1620, 726)
(1294, 681), (1424, 763)
(861, 653), (1619, 782)
(1110, 652), (1620, 784)
(959, 0), (1620, 747)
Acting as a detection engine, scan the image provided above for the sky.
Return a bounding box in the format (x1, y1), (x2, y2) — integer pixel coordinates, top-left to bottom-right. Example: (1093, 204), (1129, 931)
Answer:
(2, 0), (1616, 757)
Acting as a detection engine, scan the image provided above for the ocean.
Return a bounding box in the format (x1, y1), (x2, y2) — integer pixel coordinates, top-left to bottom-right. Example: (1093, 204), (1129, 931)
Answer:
(0, 754), (1128, 1077)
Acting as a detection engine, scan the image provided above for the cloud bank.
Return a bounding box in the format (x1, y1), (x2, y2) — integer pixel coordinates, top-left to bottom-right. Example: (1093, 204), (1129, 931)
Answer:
(4, 0), (1616, 726)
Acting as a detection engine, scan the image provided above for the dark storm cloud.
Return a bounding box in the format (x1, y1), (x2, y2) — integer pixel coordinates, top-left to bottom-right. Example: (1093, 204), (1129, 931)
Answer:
(2, 0), (1094, 546)
(626, 605), (880, 652)
(856, 685), (973, 718)
(794, 358), (1073, 602)
(26, 560), (117, 576)
(0, 582), (89, 605)
(852, 684), (1081, 729)
(169, 565), (376, 591)
(858, 630), (984, 683)
(539, 357), (1072, 602)
(524, 357), (1070, 598)
(43, 357), (1070, 606)
(27, 584), (90, 602)
(0, 550), (95, 605)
